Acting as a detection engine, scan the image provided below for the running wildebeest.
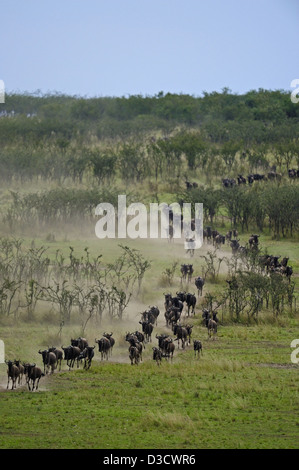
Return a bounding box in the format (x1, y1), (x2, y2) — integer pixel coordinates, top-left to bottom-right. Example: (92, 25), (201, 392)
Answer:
(62, 345), (81, 369)
(78, 346), (95, 369)
(186, 293), (196, 316)
(6, 360), (20, 390)
(71, 337), (88, 351)
(128, 345), (140, 365)
(139, 320), (154, 342)
(125, 333), (143, 361)
(152, 347), (163, 366)
(24, 363), (44, 391)
(48, 347), (63, 371)
(103, 332), (115, 356)
(173, 324), (188, 349)
(194, 276), (205, 297)
(14, 360), (24, 385)
(180, 264), (188, 282)
(193, 340), (203, 358)
(95, 337), (111, 360)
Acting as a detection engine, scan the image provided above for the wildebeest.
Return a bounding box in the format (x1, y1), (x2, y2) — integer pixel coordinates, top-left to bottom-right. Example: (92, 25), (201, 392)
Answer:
(38, 349), (57, 374)
(237, 175), (246, 185)
(62, 345), (81, 369)
(164, 306), (181, 329)
(222, 178), (236, 188)
(71, 337), (88, 351)
(176, 291), (187, 303)
(48, 347), (63, 371)
(173, 324), (188, 349)
(128, 345), (140, 365)
(78, 346), (95, 369)
(194, 276), (205, 297)
(187, 264), (194, 283)
(193, 340), (203, 358)
(139, 320), (154, 342)
(214, 233), (225, 247)
(125, 333), (143, 361)
(46, 351), (57, 374)
(208, 319), (217, 339)
(24, 363), (44, 391)
(147, 305), (160, 325)
(134, 330), (146, 349)
(249, 234), (259, 249)
(180, 264), (188, 282)
(184, 324), (193, 345)
(14, 360), (24, 385)
(185, 293), (196, 316)
(230, 239), (240, 255)
(95, 337), (111, 361)
(202, 309), (218, 339)
(103, 333), (115, 356)
(6, 360), (20, 390)
(152, 347), (163, 366)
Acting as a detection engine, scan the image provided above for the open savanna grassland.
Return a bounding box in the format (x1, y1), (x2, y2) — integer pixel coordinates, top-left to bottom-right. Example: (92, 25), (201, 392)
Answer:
(0, 234), (298, 450)
(0, 321), (298, 449)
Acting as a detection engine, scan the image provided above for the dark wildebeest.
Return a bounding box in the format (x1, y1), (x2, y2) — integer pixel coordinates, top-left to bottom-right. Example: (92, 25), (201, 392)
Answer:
(230, 239), (240, 255)
(186, 293), (196, 316)
(165, 339), (175, 361)
(180, 264), (188, 283)
(237, 175), (246, 185)
(163, 293), (173, 311)
(187, 264), (194, 283)
(38, 349), (49, 374)
(170, 296), (184, 315)
(152, 347), (163, 366)
(176, 291), (187, 303)
(38, 349), (56, 374)
(24, 363), (44, 391)
(148, 305), (160, 326)
(139, 320), (154, 342)
(103, 333), (115, 356)
(205, 226), (212, 243)
(125, 333), (143, 362)
(48, 347), (63, 371)
(193, 340), (203, 358)
(78, 346), (95, 369)
(184, 324), (193, 345)
(222, 178), (236, 188)
(46, 351), (57, 374)
(134, 331), (146, 349)
(214, 233), (225, 247)
(129, 345), (140, 365)
(165, 306), (181, 330)
(6, 360), (20, 390)
(208, 319), (218, 339)
(194, 276), (205, 297)
(71, 337), (88, 351)
(95, 337), (111, 361)
(14, 360), (24, 386)
(62, 345), (81, 369)
(249, 234), (259, 249)
(173, 324), (188, 349)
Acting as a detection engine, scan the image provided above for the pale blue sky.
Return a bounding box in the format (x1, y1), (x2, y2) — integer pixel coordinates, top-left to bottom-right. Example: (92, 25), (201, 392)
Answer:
(0, 0), (298, 97)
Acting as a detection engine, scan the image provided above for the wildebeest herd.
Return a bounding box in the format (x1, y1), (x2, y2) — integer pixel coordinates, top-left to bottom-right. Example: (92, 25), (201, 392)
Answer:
(4, 268), (212, 389)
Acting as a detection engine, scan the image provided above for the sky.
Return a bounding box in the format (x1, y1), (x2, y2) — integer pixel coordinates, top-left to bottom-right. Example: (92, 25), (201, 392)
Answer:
(0, 0), (298, 98)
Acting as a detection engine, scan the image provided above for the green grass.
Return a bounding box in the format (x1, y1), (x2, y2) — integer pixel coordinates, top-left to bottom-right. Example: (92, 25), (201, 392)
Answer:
(0, 320), (298, 449)
(0, 229), (298, 449)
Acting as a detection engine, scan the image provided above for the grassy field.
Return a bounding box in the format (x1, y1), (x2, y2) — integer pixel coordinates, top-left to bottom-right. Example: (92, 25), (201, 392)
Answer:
(0, 233), (298, 450)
